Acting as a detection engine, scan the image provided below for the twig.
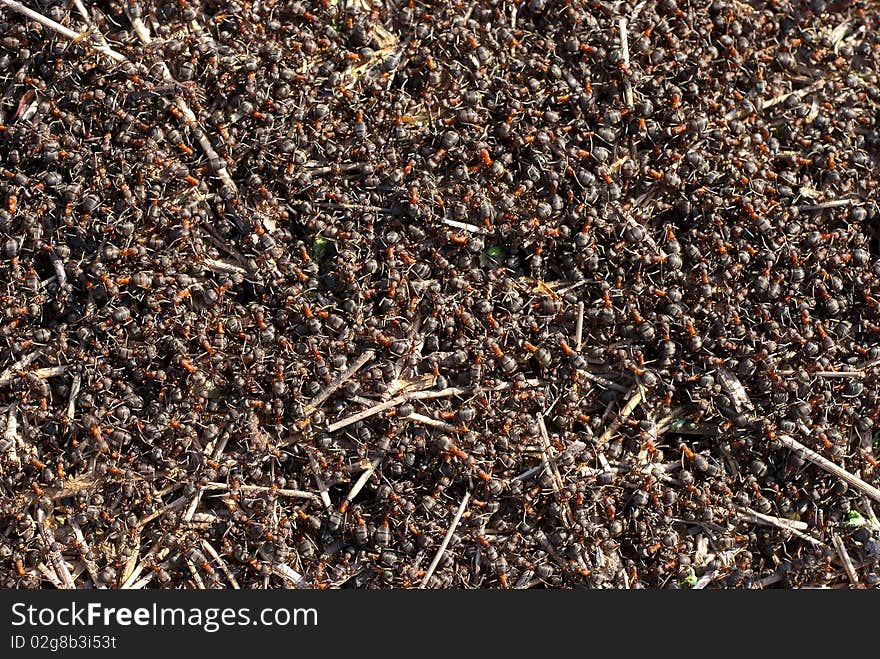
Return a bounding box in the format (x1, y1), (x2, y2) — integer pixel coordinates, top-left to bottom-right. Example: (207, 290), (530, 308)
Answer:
(537, 415), (565, 493)
(576, 369), (630, 393)
(831, 534), (860, 587)
(325, 395), (407, 433)
(754, 571), (785, 588)
(201, 539), (240, 589)
(618, 18), (633, 108)
(134, 485), (187, 528)
(812, 370), (864, 378)
(36, 563), (65, 588)
(308, 453), (333, 509)
(777, 434), (880, 504)
(339, 458), (380, 513)
(407, 386), (471, 400)
(693, 570), (717, 590)
(203, 482), (320, 501)
(797, 199), (860, 212)
(202, 258), (248, 276)
(0, 0), (126, 61)
(71, 0), (125, 64)
(302, 350), (375, 416)
(406, 411), (463, 434)
(735, 506), (809, 531)
(259, 549), (307, 587)
(182, 488), (204, 524)
(126, 573), (155, 589)
(0, 349), (43, 383)
(736, 506), (826, 548)
(716, 366), (753, 412)
(860, 497), (880, 528)
(36, 509), (75, 589)
(315, 201), (394, 214)
(125, 10), (237, 196)
(420, 491), (471, 588)
(2, 402), (19, 464)
(596, 385), (643, 447)
(66, 374), (81, 421)
(0, 365), (68, 387)
(575, 301), (585, 352)
(512, 463), (545, 482)
(762, 78), (825, 110)
(120, 536), (168, 589)
(441, 217), (486, 234)
(537, 415), (573, 526)
(186, 558), (207, 589)
(210, 427), (230, 461)
(70, 520), (102, 588)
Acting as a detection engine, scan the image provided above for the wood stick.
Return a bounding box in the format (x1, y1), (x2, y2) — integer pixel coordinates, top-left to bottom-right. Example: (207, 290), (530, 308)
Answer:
(512, 463), (545, 482)
(754, 571), (784, 588)
(618, 18), (634, 108)
(260, 551), (306, 587)
(762, 79), (825, 110)
(860, 497), (880, 528)
(125, 11), (237, 196)
(597, 385), (642, 447)
(575, 301), (585, 352)
(537, 415), (573, 526)
(831, 533), (860, 587)
(71, 0), (127, 63)
(736, 506), (826, 548)
(36, 562), (64, 589)
(811, 370), (864, 378)
(2, 0), (80, 38)
(308, 454), (333, 509)
(210, 427), (230, 461)
(325, 395), (407, 432)
(303, 350), (375, 415)
(340, 459), (380, 512)
(797, 199), (859, 212)
(126, 573), (155, 589)
(70, 519), (102, 588)
(406, 411), (462, 434)
(0, 365), (68, 387)
(693, 569), (717, 590)
(135, 489), (188, 529)
(202, 539), (240, 589)
(202, 258), (248, 276)
(777, 434), (880, 504)
(186, 557), (207, 589)
(420, 491), (471, 588)
(203, 482), (320, 501)
(735, 506), (809, 531)
(576, 369), (630, 393)
(441, 217), (486, 234)
(537, 415), (565, 493)
(325, 379), (545, 433)
(66, 374), (81, 421)
(120, 537), (168, 589)
(407, 386), (470, 400)
(36, 509), (75, 589)
(0, 349), (42, 383)
(1, 0), (127, 61)
(2, 402), (19, 464)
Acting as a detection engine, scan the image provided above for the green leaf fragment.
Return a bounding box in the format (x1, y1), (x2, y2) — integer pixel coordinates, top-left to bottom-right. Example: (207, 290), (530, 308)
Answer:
(481, 245), (505, 267)
(843, 511), (867, 528)
(678, 569), (697, 589)
(313, 236), (330, 260)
